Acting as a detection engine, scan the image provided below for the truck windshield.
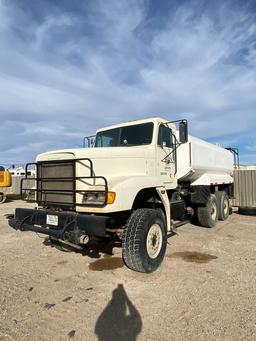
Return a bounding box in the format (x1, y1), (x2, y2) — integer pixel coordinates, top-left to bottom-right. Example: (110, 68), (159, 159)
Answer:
(95, 122), (153, 147)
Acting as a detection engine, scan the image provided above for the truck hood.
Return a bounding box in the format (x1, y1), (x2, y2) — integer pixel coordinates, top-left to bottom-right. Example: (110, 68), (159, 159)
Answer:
(36, 146), (155, 184)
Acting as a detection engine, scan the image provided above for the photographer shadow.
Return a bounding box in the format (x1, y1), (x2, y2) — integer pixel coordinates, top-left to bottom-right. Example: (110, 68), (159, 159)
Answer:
(95, 284), (142, 341)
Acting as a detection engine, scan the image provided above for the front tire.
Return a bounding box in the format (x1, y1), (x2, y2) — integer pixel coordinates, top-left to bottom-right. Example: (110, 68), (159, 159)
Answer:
(122, 208), (167, 273)
(197, 194), (218, 228)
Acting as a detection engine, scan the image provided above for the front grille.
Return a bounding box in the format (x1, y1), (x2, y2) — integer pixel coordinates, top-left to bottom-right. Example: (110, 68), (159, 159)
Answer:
(37, 161), (75, 208)
(21, 158), (108, 209)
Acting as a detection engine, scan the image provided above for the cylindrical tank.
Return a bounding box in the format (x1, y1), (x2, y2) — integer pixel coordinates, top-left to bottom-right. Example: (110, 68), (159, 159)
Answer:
(177, 135), (233, 182)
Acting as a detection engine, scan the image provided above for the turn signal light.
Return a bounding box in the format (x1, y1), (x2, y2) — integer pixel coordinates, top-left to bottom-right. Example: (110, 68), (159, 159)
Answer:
(107, 192), (116, 204)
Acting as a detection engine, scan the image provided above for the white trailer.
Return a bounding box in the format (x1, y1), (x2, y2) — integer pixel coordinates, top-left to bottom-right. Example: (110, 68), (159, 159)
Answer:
(8, 117), (234, 273)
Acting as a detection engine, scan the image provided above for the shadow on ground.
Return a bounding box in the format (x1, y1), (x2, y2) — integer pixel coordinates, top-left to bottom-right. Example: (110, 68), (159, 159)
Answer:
(43, 236), (121, 259)
(95, 284), (142, 341)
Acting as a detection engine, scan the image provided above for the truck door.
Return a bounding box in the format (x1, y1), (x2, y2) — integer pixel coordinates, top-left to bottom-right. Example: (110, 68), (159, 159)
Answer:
(157, 124), (176, 187)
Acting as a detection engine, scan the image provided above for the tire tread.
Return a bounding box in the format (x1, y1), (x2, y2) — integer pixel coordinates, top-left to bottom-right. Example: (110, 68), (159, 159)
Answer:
(122, 208), (166, 273)
(197, 194), (218, 228)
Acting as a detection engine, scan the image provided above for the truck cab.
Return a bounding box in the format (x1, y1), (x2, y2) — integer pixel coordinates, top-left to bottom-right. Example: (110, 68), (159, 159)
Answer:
(26, 117), (186, 215)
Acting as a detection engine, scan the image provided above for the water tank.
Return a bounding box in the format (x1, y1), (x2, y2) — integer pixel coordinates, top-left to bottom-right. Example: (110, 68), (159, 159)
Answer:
(177, 135), (233, 183)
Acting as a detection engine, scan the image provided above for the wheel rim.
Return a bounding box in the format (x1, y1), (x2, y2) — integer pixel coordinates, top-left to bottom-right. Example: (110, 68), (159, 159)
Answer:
(223, 198), (229, 215)
(146, 224), (163, 259)
(211, 201), (217, 221)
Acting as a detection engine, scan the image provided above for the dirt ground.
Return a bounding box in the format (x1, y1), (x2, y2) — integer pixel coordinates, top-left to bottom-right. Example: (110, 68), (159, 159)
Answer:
(0, 200), (255, 341)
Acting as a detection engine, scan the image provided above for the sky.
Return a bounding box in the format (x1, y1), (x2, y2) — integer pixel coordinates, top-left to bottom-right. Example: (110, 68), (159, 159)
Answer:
(0, 0), (256, 166)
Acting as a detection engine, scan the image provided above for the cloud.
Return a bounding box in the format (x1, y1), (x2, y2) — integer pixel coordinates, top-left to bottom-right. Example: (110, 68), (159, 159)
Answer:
(0, 0), (256, 164)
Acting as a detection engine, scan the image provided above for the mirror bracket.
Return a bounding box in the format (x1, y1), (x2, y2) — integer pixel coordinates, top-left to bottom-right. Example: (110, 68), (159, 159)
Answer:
(162, 119), (188, 144)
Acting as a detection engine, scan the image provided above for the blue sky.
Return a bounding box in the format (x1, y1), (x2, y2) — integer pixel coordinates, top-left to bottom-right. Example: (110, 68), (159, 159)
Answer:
(0, 0), (256, 165)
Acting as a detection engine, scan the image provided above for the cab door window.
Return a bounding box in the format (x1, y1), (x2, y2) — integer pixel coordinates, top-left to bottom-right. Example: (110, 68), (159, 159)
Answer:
(158, 125), (173, 148)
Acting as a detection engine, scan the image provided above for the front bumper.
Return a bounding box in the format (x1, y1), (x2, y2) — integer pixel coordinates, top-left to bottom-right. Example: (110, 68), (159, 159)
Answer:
(8, 208), (108, 241)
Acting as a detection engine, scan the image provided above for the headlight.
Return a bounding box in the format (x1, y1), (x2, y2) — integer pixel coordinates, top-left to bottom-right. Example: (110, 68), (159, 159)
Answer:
(82, 191), (116, 205)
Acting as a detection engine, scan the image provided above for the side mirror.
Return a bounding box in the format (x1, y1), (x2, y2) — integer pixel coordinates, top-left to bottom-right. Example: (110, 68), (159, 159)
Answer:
(179, 121), (188, 143)
(89, 137), (95, 148)
(83, 135), (96, 148)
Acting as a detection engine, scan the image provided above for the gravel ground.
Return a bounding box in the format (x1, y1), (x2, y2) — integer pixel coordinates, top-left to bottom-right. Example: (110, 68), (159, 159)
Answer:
(0, 200), (256, 341)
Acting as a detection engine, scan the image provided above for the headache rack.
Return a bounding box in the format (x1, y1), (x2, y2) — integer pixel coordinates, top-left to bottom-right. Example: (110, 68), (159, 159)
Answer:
(21, 158), (108, 209)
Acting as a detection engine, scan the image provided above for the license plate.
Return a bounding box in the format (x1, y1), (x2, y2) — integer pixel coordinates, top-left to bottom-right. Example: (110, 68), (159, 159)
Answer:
(46, 214), (58, 226)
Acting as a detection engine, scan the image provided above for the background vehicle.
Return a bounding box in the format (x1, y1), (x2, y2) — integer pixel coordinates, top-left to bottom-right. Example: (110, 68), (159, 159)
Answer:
(0, 166), (12, 203)
(8, 117), (234, 272)
(0, 165), (35, 203)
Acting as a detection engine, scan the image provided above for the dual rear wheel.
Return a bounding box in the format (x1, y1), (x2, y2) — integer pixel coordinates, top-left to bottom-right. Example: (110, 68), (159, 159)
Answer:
(197, 191), (230, 228)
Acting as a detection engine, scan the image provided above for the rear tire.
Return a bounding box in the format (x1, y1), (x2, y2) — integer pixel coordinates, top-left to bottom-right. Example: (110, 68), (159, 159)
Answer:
(122, 208), (167, 273)
(216, 191), (229, 221)
(197, 194), (218, 228)
(0, 192), (6, 204)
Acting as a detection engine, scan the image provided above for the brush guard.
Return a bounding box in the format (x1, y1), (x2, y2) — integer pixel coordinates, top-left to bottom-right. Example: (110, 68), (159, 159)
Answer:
(20, 158), (108, 210)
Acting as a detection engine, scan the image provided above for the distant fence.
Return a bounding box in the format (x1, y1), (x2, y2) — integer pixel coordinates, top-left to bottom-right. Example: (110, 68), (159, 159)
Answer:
(233, 170), (256, 208)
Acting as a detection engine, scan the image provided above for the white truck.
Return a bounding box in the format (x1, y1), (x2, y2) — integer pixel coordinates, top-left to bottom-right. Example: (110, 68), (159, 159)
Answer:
(8, 117), (234, 272)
